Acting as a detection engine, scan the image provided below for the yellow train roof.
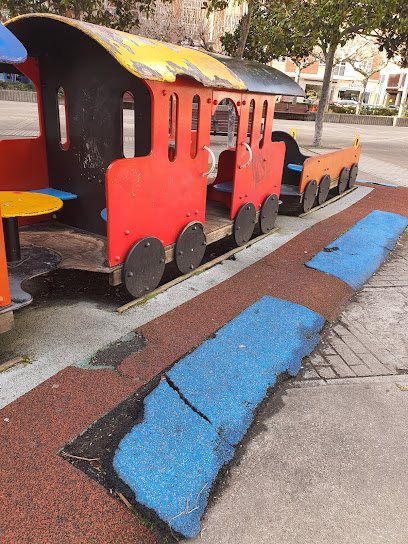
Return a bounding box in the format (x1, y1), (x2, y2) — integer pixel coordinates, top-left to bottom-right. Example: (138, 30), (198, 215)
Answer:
(5, 14), (304, 96)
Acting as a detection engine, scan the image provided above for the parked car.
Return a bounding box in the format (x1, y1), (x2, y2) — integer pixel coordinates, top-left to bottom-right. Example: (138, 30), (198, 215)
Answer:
(335, 99), (358, 106)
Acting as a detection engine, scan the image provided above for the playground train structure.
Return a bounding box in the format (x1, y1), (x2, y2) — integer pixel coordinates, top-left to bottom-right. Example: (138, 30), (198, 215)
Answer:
(0, 14), (361, 333)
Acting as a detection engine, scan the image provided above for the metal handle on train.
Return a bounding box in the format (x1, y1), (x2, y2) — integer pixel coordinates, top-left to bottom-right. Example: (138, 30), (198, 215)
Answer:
(202, 145), (216, 177)
(239, 142), (252, 169)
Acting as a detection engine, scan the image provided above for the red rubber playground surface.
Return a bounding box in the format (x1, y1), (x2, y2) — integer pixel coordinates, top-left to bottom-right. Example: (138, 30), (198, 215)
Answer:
(1, 183), (407, 544)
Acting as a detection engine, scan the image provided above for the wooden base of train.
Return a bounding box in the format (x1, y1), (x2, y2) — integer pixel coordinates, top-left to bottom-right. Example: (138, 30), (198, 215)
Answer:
(9, 184), (355, 309)
(116, 224), (279, 313)
(0, 308), (13, 334)
(12, 200), (265, 305)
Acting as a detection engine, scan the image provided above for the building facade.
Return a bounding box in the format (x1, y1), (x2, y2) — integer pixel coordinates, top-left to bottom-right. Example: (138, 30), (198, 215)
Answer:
(376, 63), (408, 108)
(271, 58), (381, 104)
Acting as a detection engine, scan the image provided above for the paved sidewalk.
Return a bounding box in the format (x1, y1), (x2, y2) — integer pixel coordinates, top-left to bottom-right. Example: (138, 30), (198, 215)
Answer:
(188, 225), (408, 544)
(305, 231), (408, 380)
(358, 155), (408, 188)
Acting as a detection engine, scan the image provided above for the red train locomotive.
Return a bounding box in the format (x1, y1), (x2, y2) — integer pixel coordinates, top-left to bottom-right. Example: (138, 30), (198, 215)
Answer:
(0, 14), (361, 333)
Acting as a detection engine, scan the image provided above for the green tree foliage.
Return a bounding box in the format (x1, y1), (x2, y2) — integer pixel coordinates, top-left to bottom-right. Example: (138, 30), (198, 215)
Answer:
(0, 0), (171, 31)
(376, 1), (408, 67)
(220, 0), (408, 145)
(221, 3), (313, 63)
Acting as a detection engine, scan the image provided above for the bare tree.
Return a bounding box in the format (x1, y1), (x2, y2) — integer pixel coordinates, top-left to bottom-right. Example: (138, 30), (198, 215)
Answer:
(289, 47), (322, 103)
(340, 36), (388, 114)
(291, 52), (320, 85)
(137, 0), (186, 43)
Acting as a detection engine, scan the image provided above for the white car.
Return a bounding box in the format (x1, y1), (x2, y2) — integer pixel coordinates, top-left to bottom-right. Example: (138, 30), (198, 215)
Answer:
(335, 99), (358, 106)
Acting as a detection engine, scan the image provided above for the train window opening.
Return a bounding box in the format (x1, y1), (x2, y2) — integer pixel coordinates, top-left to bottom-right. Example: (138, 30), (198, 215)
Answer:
(57, 86), (69, 150)
(122, 91), (135, 158)
(247, 100), (255, 145)
(207, 98), (239, 205)
(168, 94), (178, 161)
(259, 100), (268, 149)
(191, 95), (199, 159)
(0, 64), (40, 139)
(210, 98), (238, 151)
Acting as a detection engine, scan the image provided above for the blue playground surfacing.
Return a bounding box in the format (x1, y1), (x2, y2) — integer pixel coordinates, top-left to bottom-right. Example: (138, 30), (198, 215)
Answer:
(356, 178), (398, 188)
(167, 297), (324, 446)
(113, 296), (325, 538)
(113, 381), (235, 539)
(306, 210), (408, 290)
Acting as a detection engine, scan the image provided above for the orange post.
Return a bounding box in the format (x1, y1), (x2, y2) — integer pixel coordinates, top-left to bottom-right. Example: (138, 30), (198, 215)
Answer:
(0, 206), (11, 308)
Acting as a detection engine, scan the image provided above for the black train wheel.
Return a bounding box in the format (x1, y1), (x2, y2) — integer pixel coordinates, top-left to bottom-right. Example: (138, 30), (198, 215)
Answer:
(317, 174), (331, 205)
(122, 237), (165, 298)
(259, 194), (279, 234)
(348, 163), (358, 188)
(336, 167), (349, 195)
(302, 179), (317, 213)
(234, 202), (256, 246)
(175, 221), (206, 274)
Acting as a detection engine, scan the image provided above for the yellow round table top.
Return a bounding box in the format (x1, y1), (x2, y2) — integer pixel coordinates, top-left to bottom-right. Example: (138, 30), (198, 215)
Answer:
(0, 191), (63, 218)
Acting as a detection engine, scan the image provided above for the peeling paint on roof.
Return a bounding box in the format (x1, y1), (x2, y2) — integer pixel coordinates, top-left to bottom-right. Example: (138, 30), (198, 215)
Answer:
(6, 14), (246, 90)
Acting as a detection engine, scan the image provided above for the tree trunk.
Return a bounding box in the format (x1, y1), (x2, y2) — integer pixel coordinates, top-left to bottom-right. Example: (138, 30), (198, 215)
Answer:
(292, 66), (301, 104)
(356, 78), (368, 115)
(312, 45), (335, 147)
(235, 0), (255, 60)
(73, 1), (81, 19)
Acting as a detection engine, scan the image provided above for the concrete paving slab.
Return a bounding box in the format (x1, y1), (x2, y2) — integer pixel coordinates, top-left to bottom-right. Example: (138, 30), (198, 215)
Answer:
(189, 373), (408, 544)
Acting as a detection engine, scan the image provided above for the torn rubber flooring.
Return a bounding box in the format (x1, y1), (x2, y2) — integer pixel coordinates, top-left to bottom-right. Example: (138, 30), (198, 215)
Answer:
(64, 297), (324, 539)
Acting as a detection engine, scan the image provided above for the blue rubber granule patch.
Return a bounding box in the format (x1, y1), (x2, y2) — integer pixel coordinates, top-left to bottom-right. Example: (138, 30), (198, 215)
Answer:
(167, 296), (325, 446)
(113, 296), (325, 538)
(305, 210), (408, 290)
(113, 381), (235, 539)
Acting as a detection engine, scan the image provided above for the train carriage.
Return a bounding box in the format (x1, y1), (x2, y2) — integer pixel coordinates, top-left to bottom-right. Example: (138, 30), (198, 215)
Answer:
(273, 130), (361, 214)
(0, 14), (361, 332)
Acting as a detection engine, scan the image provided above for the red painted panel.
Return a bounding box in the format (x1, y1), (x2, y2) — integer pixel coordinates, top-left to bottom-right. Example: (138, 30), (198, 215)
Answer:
(106, 79), (212, 266)
(0, 138), (49, 192)
(299, 145), (362, 194)
(0, 58), (49, 226)
(230, 94), (284, 218)
(0, 207), (11, 307)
